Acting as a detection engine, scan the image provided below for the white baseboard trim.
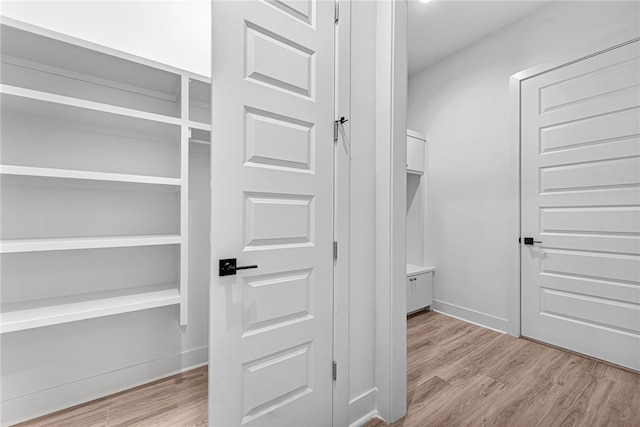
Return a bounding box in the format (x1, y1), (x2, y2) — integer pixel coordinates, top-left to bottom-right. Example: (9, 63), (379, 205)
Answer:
(1, 346), (208, 427)
(351, 410), (379, 427)
(348, 387), (378, 427)
(432, 300), (509, 334)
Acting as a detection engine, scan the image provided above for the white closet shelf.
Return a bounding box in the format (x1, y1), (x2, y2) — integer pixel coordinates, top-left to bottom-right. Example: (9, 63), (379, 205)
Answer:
(0, 18), (201, 101)
(190, 138), (211, 146)
(188, 121), (212, 132)
(0, 234), (181, 254)
(0, 165), (181, 189)
(190, 128), (211, 145)
(0, 283), (181, 334)
(1, 90), (181, 144)
(0, 84), (183, 127)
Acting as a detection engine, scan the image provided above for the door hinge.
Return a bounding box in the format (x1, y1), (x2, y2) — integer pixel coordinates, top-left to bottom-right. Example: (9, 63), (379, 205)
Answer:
(334, 2), (339, 24)
(333, 241), (338, 260)
(332, 361), (337, 381)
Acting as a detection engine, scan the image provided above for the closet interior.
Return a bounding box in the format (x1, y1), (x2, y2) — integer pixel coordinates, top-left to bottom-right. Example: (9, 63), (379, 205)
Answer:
(0, 18), (211, 333)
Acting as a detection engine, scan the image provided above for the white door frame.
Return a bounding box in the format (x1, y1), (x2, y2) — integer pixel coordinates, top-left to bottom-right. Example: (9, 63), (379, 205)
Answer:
(333, 0), (351, 425)
(508, 26), (640, 338)
(334, 1), (409, 424)
(375, 0), (408, 423)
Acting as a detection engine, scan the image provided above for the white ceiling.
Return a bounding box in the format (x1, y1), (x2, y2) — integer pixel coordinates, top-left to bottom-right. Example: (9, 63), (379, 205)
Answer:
(408, 0), (551, 76)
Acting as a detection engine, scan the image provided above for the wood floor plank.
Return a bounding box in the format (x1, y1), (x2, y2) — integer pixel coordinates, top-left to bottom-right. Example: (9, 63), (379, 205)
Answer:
(14, 400), (110, 427)
(404, 375), (453, 426)
(432, 334), (511, 388)
(480, 372), (555, 426)
(422, 373), (505, 427)
(104, 367), (207, 427)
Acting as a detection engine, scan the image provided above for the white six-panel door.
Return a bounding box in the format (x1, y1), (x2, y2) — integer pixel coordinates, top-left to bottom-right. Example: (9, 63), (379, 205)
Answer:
(521, 39), (640, 370)
(210, 1), (335, 425)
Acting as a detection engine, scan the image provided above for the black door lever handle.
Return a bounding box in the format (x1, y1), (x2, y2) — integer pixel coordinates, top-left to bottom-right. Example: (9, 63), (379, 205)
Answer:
(219, 258), (258, 276)
(522, 237), (542, 245)
(236, 264), (258, 271)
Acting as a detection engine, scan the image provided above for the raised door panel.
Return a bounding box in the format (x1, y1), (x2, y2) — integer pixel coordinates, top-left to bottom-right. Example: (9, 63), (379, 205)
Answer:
(265, 0), (313, 26)
(244, 107), (314, 172)
(245, 21), (315, 98)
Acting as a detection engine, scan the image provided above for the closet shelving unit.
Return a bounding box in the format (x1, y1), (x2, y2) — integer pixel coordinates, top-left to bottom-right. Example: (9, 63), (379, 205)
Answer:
(406, 129), (434, 314)
(0, 18), (211, 334)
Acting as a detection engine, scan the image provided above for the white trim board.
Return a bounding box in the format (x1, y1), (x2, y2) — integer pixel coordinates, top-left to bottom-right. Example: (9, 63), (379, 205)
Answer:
(351, 411), (379, 427)
(348, 388), (378, 427)
(508, 25), (640, 338)
(0, 346), (208, 427)
(433, 300), (509, 334)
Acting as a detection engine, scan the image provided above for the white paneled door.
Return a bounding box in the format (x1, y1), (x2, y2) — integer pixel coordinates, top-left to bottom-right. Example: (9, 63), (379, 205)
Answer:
(209, 1), (335, 426)
(521, 39), (640, 370)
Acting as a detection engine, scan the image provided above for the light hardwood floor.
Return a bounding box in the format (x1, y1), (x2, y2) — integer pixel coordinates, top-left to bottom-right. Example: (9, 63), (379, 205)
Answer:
(366, 311), (640, 427)
(15, 367), (208, 427)
(16, 311), (640, 426)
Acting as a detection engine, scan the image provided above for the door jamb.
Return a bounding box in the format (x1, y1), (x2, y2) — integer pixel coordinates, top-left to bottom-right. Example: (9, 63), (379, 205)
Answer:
(508, 26), (640, 338)
(333, 0), (351, 425)
(375, 0), (408, 423)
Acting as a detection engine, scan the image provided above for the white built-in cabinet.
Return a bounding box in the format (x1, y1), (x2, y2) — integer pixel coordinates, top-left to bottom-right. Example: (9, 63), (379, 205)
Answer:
(407, 265), (434, 314)
(0, 18), (211, 333)
(406, 129), (434, 314)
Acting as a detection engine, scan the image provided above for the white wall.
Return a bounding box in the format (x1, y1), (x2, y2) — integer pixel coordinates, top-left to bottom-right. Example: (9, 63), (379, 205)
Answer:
(0, 0), (211, 77)
(407, 1), (640, 333)
(0, 3), (211, 424)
